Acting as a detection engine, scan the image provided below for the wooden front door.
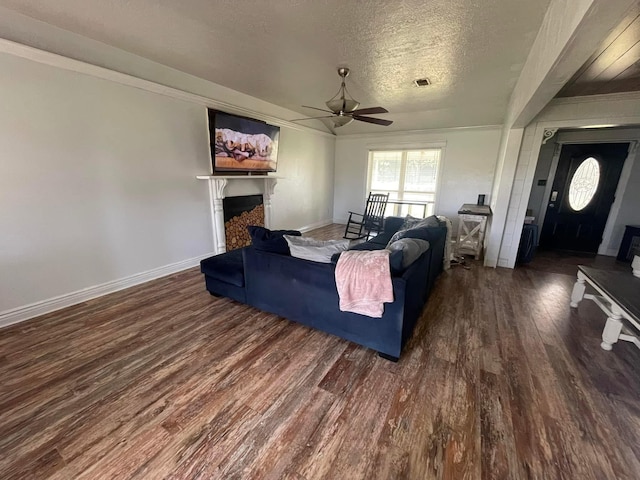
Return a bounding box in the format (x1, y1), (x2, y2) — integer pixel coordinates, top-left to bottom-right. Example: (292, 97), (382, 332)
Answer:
(539, 143), (629, 254)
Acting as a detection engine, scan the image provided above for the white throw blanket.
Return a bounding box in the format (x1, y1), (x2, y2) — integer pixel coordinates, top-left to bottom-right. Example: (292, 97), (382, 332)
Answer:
(335, 250), (394, 318)
(437, 215), (453, 270)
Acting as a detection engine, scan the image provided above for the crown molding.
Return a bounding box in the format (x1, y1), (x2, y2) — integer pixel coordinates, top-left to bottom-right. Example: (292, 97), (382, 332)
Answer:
(336, 124), (503, 140)
(0, 37), (335, 139)
(550, 91), (640, 105)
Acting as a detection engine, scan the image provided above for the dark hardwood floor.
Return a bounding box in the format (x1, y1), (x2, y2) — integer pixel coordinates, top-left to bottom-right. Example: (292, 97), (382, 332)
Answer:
(1, 224), (639, 479)
(519, 249), (629, 276)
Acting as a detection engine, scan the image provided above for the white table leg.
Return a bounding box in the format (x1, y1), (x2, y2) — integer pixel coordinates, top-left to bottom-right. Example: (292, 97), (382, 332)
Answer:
(601, 307), (624, 351)
(570, 271), (586, 308)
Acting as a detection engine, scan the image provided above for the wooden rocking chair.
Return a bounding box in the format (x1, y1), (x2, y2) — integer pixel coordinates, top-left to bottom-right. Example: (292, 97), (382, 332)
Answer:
(343, 193), (389, 240)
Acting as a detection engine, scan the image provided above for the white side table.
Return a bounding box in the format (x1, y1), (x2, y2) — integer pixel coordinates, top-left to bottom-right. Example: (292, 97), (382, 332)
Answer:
(456, 204), (492, 259)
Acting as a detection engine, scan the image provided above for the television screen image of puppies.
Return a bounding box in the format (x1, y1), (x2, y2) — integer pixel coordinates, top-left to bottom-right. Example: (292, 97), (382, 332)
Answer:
(209, 111), (280, 172)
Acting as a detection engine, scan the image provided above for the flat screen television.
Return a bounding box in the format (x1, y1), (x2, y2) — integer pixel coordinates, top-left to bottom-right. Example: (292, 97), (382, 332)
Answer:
(208, 109), (280, 174)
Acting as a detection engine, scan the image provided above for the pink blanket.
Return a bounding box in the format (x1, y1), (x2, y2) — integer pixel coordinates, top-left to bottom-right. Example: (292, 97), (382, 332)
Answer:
(335, 250), (394, 318)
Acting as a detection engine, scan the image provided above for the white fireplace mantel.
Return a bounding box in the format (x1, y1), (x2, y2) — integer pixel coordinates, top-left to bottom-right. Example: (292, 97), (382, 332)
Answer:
(197, 175), (280, 254)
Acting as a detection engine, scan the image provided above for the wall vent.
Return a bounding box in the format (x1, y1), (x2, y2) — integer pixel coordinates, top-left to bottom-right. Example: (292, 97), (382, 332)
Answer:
(414, 78), (431, 87)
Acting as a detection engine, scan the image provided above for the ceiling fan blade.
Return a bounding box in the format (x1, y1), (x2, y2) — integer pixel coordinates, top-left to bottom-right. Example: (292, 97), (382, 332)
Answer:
(350, 106), (388, 115)
(302, 105), (335, 114)
(290, 115), (336, 122)
(352, 115), (393, 126)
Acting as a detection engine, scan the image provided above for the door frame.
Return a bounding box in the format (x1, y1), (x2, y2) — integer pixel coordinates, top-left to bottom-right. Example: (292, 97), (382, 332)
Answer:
(537, 139), (637, 255)
(505, 119), (640, 268)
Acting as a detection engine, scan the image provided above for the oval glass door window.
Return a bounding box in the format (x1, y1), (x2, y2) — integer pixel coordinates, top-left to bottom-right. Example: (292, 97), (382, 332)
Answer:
(568, 157), (600, 211)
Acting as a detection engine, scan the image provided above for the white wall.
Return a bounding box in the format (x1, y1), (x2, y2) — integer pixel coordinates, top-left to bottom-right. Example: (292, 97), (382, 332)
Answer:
(333, 128), (502, 225)
(0, 50), (335, 325)
(0, 52), (211, 316)
(272, 129), (335, 230)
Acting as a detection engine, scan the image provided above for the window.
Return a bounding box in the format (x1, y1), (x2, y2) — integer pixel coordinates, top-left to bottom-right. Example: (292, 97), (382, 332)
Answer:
(367, 148), (442, 217)
(568, 157), (600, 211)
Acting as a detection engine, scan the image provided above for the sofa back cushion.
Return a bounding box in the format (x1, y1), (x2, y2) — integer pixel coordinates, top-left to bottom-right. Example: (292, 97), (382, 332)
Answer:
(388, 223), (447, 246)
(386, 238), (430, 269)
(248, 226), (302, 255)
(401, 214), (441, 230)
(284, 235), (350, 263)
(388, 215), (443, 244)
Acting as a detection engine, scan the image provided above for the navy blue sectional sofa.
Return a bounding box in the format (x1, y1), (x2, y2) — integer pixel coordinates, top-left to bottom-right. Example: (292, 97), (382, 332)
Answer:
(200, 217), (446, 360)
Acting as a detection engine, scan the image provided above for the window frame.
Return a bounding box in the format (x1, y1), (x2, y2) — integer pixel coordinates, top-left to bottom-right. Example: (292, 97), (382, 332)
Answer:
(366, 144), (445, 218)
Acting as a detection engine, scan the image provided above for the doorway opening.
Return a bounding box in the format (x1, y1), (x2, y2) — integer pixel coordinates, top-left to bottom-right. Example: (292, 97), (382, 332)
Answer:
(539, 142), (628, 254)
(518, 126), (639, 270)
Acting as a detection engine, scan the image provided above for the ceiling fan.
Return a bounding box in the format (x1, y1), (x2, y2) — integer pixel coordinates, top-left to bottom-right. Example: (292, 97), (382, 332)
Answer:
(292, 67), (393, 129)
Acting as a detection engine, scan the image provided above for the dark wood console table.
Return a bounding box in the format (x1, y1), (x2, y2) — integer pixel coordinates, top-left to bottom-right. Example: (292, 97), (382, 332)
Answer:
(617, 225), (640, 262)
(570, 266), (640, 351)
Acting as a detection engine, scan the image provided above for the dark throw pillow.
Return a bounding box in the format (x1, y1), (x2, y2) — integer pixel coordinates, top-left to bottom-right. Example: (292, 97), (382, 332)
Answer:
(247, 226), (302, 255)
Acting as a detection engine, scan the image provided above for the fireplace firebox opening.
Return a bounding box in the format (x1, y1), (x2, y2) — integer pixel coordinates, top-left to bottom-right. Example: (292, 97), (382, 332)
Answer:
(223, 194), (264, 251)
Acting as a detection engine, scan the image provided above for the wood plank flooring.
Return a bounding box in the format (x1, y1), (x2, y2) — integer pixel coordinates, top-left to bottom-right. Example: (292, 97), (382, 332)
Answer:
(1, 224), (639, 479)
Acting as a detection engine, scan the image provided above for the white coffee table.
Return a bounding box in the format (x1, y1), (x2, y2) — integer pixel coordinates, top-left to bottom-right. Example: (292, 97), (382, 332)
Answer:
(570, 266), (640, 351)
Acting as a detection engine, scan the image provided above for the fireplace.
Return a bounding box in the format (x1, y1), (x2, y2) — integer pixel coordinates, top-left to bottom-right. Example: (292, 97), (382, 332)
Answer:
(197, 175), (278, 254)
(223, 195), (264, 251)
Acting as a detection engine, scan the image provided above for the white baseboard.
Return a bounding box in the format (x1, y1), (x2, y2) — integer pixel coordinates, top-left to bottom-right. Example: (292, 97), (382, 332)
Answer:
(484, 255), (499, 268)
(497, 258), (510, 268)
(296, 218), (334, 233)
(333, 217), (348, 225)
(0, 252), (215, 329)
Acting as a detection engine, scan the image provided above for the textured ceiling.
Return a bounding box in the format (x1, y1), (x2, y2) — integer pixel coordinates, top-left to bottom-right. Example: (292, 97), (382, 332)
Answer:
(0, 0), (551, 133)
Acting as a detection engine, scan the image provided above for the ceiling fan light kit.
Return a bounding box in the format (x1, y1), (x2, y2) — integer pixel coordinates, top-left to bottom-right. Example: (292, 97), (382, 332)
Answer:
(326, 97), (360, 114)
(325, 67), (360, 113)
(292, 67), (393, 129)
(333, 116), (354, 127)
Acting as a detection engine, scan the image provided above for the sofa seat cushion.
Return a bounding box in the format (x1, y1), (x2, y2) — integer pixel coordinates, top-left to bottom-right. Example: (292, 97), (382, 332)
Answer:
(200, 249), (246, 287)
